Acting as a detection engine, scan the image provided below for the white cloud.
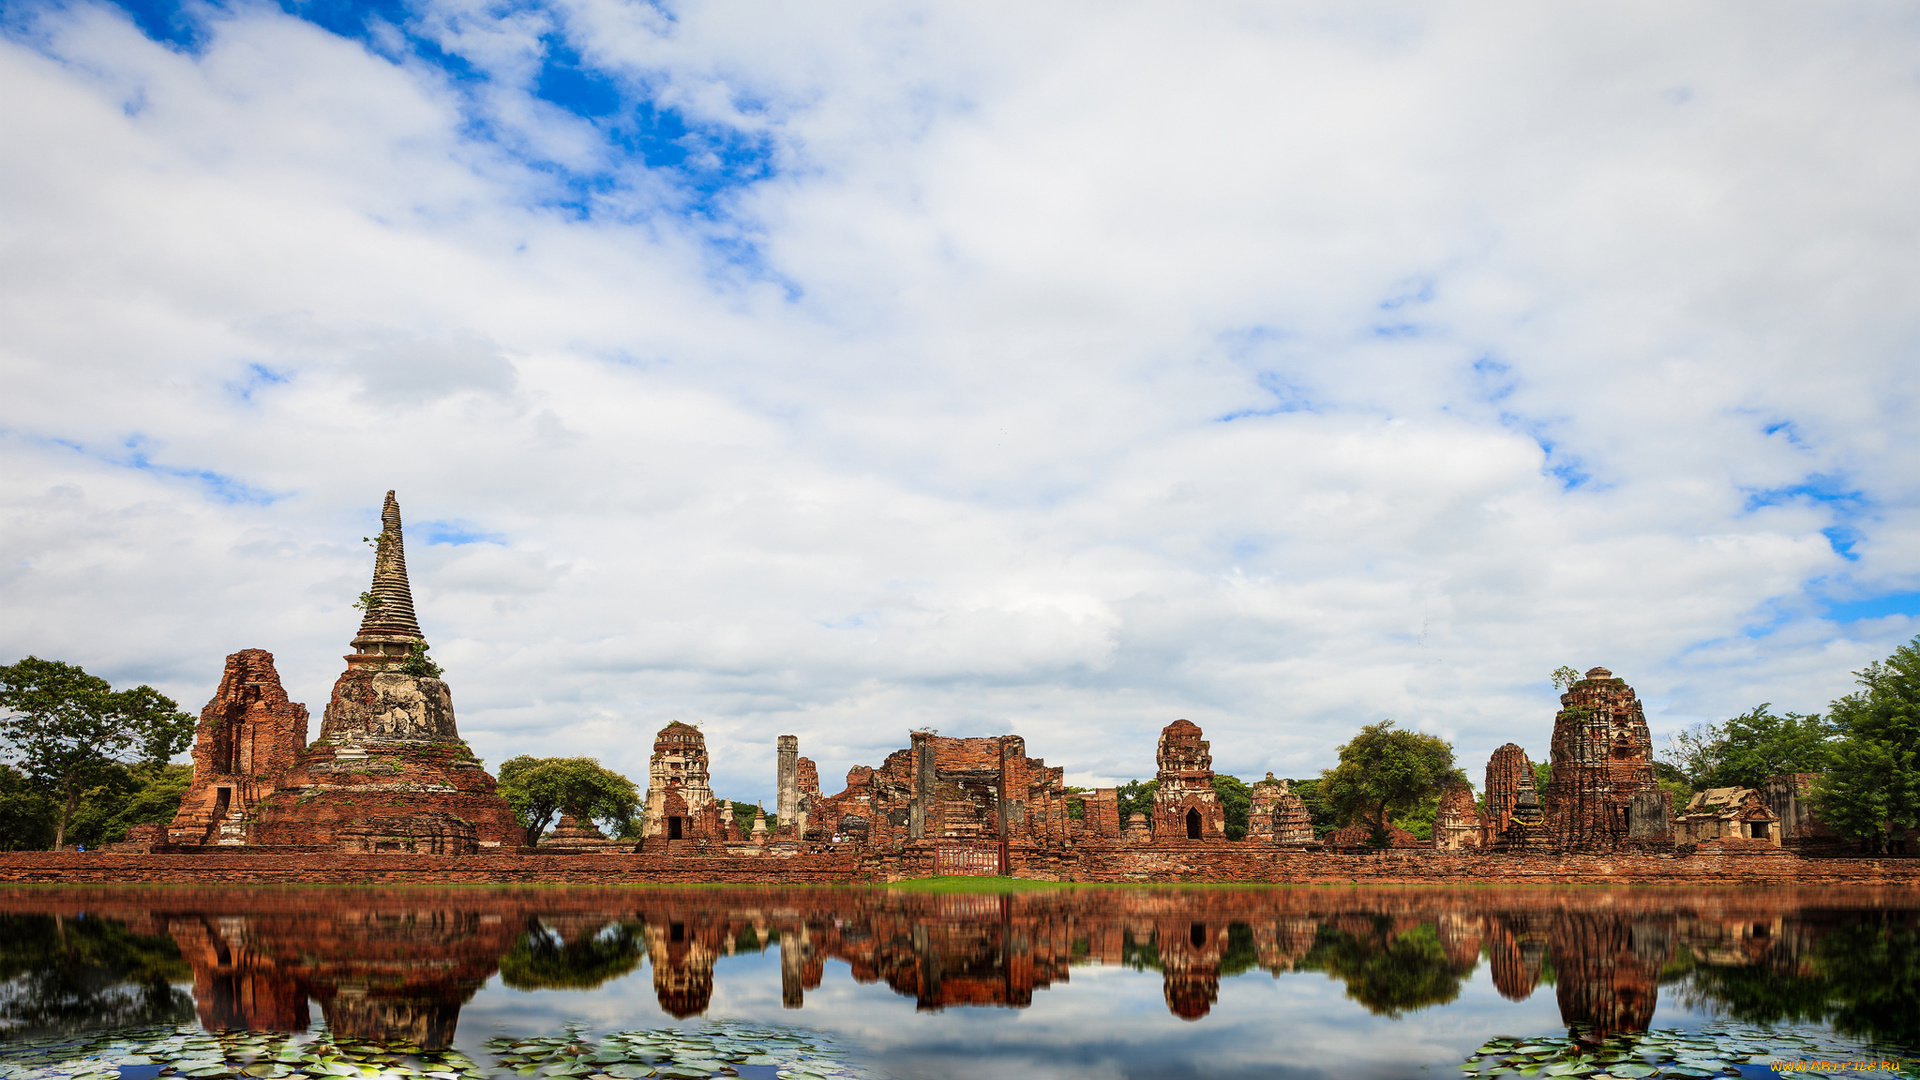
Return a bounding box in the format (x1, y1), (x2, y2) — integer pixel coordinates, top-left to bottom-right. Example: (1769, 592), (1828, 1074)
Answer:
(3, 0), (1919, 804)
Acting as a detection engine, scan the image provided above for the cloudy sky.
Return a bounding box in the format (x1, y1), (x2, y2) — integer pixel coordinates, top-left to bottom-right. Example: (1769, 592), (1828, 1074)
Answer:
(4, 0), (1918, 805)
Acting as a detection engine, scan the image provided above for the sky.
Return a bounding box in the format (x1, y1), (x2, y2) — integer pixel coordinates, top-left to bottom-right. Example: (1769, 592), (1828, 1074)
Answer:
(3, 0), (1919, 807)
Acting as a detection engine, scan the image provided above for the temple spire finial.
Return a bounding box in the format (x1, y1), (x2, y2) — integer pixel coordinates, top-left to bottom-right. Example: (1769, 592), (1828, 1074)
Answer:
(350, 490), (424, 665)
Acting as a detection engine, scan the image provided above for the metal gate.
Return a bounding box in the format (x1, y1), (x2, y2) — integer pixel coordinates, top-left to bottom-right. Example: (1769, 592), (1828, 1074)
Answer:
(933, 840), (1006, 876)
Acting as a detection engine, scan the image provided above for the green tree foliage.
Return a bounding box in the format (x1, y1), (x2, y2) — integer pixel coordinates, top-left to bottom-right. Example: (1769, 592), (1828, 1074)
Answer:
(65, 763), (192, 848)
(1713, 705), (1836, 788)
(0, 764), (56, 851)
(398, 639), (444, 679)
(1321, 720), (1461, 846)
(1659, 708), (1837, 791)
(1063, 785), (1090, 820)
(1209, 774), (1250, 840)
(1660, 722), (1726, 789)
(0, 913), (194, 1036)
(0, 658), (194, 849)
(499, 918), (643, 992)
(1396, 790), (1446, 842)
(1674, 913), (1920, 1048)
(1115, 778), (1158, 824)
(1532, 761), (1554, 813)
(496, 756), (639, 845)
(1813, 636), (1920, 853)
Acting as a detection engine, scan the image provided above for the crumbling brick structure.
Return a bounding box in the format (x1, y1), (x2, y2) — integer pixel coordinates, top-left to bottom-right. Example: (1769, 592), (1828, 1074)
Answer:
(1546, 667), (1671, 852)
(641, 722), (730, 847)
(1247, 774), (1313, 846)
(794, 732), (1071, 849)
(1482, 743), (1533, 845)
(1433, 782), (1483, 851)
(1152, 720), (1225, 842)
(186, 492), (523, 852)
(167, 650), (309, 846)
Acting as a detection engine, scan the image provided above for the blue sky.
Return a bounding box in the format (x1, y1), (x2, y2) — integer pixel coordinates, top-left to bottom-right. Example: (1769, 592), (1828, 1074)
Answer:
(3, 0), (1919, 803)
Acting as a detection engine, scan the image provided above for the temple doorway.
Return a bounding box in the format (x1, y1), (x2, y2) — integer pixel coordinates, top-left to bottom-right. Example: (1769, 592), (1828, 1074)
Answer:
(668, 816), (684, 840)
(1186, 808), (1201, 839)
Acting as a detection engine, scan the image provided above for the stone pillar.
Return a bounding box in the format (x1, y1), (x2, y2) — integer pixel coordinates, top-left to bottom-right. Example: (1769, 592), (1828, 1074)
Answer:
(999, 736), (1027, 838)
(910, 730), (935, 840)
(776, 735), (800, 835)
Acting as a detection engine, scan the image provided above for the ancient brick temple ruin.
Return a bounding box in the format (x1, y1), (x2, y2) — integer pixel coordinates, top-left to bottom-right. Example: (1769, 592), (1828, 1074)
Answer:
(1545, 668), (1672, 852)
(639, 722), (731, 847)
(1432, 782), (1484, 851)
(1153, 720), (1226, 841)
(167, 491), (522, 854)
(132, 509), (1860, 882)
(166, 649), (310, 845)
(1247, 774), (1313, 846)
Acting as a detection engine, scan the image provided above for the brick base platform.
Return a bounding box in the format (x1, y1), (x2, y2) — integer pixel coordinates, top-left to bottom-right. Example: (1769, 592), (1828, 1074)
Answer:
(3, 843), (1917, 886)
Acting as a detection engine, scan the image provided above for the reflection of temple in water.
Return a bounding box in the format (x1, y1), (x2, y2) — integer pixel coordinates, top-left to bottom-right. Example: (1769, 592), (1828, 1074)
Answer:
(162, 906), (517, 1051)
(4, 884), (1913, 1039)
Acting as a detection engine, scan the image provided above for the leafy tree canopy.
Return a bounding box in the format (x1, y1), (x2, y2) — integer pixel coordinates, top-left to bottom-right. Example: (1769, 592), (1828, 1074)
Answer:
(497, 756), (639, 846)
(1210, 774), (1251, 840)
(1814, 635), (1920, 852)
(1115, 778), (1158, 825)
(1714, 705), (1836, 788)
(0, 658), (194, 849)
(1320, 720), (1461, 844)
(499, 918), (642, 992)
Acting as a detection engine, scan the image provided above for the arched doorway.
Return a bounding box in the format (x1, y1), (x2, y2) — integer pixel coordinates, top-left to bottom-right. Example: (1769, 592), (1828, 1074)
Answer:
(1186, 808), (1201, 839)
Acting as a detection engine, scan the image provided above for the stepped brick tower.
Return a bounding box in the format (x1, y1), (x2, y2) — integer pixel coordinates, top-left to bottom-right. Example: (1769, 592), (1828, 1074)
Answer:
(1248, 773), (1312, 845)
(642, 722), (726, 845)
(167, 650), (310, 845)
(1152, 720), (1225, 841)
(244, 491), (523, 852)
(1546, 667), (1672, 851)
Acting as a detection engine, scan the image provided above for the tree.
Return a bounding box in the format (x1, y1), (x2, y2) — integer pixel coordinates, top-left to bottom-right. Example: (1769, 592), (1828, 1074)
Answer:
(1210, 774), (1250, 840)
(1814, 635), (1920, 853)
(1711, 705), (1836, 788)
(1660, 723), (1725, 789)
(496, 756), (639, 845)
(0, 764), (55, 852)
(1320, 720), (1461, 846)
(0, 658), (194, 850)
(66, 763), (192, 848)
(1115, 778), (1158, 825)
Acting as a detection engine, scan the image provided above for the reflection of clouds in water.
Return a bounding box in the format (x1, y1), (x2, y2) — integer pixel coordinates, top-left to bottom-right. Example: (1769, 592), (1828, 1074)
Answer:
(457, 939), (1571, 1080)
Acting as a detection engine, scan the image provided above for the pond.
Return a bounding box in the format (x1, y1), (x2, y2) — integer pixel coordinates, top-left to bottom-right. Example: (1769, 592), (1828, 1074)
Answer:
(0, 884), (1916, 1080)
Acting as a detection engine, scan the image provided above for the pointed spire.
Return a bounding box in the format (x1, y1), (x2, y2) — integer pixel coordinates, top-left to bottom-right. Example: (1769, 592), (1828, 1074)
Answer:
(350, 490), (424, 661)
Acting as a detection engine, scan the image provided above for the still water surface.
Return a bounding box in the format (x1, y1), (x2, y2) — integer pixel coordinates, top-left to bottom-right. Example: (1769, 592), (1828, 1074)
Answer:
(1, 885), (1917, 1080)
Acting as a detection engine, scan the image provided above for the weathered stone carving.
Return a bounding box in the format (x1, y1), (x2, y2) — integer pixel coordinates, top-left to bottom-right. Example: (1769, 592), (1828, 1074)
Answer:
(1546, 668), (1671, 851)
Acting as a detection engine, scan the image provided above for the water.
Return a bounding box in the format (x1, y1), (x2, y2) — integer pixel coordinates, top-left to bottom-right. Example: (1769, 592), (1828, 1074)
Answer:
(0, 884), (1916, 1080)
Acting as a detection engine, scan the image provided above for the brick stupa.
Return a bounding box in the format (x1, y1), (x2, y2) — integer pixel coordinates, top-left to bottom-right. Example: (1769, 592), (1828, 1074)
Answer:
(244, 491), (523, 853)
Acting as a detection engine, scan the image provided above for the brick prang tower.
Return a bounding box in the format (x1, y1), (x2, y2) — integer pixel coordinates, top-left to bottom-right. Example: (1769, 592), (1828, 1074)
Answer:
(1545, 667), (1672, 851)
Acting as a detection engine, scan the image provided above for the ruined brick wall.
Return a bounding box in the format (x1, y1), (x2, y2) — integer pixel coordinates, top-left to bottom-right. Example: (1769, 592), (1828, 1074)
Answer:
(1247, 774), (1312, 845)
(1762, 773), (1851, 854)
(1152, 720), (1224, 841)
(1547, 668), (1669, 851)
(169, 650), (310, 846)
(1483, 743), (1534, 844)
(1433, 783), (1484, 851)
